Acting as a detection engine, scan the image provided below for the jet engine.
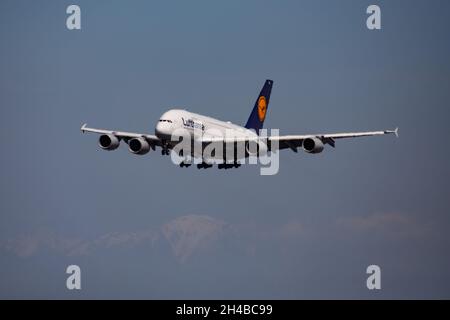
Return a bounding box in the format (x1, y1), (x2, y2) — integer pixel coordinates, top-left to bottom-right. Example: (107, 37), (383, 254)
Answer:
(128, 137), (151, 155)
(99, 134), (120, 150)
(302, 137), (324, 154)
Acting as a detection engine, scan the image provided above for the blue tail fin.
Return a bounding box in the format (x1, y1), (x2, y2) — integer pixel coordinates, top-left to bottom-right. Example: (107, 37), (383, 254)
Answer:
(245, 80), (273, 134)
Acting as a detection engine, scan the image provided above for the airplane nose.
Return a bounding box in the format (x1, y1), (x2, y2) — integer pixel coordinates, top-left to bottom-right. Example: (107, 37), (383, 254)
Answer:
(155, 121), (172, 139)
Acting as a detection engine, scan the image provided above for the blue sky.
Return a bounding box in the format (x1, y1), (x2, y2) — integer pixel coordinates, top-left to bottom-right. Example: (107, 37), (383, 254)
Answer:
(0, 0), (449, 298)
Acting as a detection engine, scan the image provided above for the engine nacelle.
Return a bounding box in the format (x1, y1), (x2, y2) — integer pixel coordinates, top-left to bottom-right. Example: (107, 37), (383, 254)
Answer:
(99, 134), (120, 150)
(302, 137), (324, 154)
(128, 137), (150, 155)
(245, 139), (268, 157)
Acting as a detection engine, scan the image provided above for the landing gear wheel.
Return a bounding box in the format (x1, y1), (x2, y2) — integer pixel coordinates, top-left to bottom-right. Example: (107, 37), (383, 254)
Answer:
(180, 162), (191, 168)
(197, 162), (213, 169)
(218, 162), (240, 169)
(160, 141), (170, 155)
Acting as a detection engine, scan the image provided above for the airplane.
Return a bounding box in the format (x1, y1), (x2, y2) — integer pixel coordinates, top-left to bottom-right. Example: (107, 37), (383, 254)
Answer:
(81, 79), (398, 169)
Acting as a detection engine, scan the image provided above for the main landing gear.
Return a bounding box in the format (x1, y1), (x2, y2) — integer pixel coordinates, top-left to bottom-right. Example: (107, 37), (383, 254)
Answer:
(177, 159), (241, 169)
(197, 162), (213, 169)
(218, 163), (241, 170)
(179, 162), (191, 168)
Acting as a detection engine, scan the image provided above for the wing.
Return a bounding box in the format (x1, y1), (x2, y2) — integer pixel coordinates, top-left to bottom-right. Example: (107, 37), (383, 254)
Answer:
(270, 128), (399, 151)
(81, 123), (162, 147)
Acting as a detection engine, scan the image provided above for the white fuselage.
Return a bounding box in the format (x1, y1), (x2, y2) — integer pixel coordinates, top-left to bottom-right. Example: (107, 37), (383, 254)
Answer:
(155, 109), (257, 141)
(154, 109), (259, 160)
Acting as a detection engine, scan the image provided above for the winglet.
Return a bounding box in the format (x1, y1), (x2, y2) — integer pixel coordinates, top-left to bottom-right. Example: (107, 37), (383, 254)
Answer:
(81, 123), (87, 133)
(394, 127), (399, 138)
(385, 127), (399, 138)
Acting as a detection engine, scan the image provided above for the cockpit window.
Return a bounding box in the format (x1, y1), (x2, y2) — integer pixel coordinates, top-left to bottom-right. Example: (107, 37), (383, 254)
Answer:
(158, 119), (173, 123)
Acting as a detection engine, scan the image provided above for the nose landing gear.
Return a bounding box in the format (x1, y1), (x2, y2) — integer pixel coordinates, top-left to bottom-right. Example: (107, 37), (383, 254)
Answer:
(161, 143), (170, 155)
